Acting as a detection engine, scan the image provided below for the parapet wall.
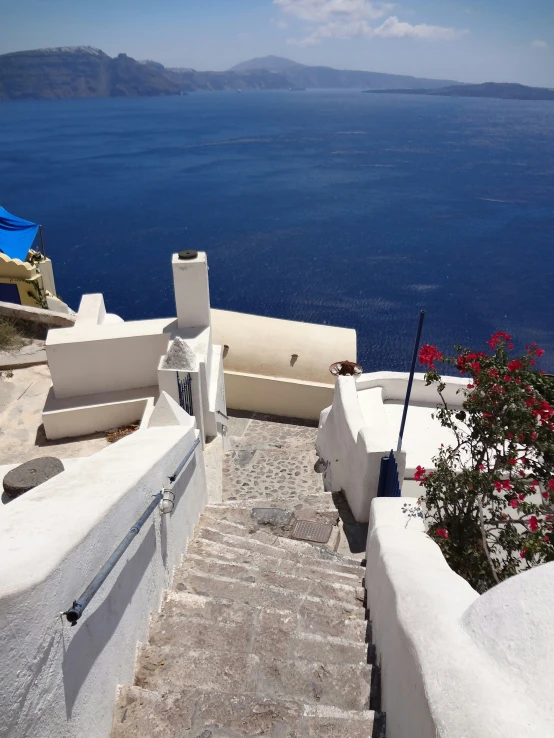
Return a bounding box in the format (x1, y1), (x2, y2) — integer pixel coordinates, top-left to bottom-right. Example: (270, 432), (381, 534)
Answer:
(211, 309), (356, 385)
(212, 309), (355, 420)
(0, 299), (76, 327)
(365, 498), (554, 738)
(0, 408), (207, 738)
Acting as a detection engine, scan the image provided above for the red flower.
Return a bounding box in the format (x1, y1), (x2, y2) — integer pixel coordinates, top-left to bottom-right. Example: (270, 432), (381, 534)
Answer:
(520, 548), (527, 558)
(435, 528), (449, 539)
(467, 384), (474, 390)
(535, 348), (545, 358)
(478, 464), (485, 471)
(488, 331), (512, 350)
(419, 345), (443, 370)
(542, 492), (549, 499)
(518, 493), (525, 500)
(507, 360), (523, 372)
(509, 499), (519, 508)
(529, 516), (539, 532)
(508, 458), (517, 465)
(548, 479), (554, 490)
(494, 480), (502, 492)
(532, 432), (537, 440)
(414, 465), (427, 484)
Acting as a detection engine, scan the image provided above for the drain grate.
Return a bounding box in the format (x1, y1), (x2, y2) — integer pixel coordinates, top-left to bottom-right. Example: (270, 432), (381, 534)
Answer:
(290, 519), (333, 544)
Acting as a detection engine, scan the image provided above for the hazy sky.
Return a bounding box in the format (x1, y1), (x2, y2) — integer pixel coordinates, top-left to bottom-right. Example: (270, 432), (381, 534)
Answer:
(1, 0), (553, 86)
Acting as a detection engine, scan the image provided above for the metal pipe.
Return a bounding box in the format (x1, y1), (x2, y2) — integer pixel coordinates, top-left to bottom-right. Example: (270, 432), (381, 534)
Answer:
(39, 226), (46, 257)
(65, 437), (200, 625)
(397, 310), (426, 453)
(64, 492), (163, 624)
(169, 437), (200, 483)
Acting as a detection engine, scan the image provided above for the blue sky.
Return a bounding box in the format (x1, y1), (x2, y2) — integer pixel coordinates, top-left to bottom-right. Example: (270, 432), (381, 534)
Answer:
(1, 0), (553, 85)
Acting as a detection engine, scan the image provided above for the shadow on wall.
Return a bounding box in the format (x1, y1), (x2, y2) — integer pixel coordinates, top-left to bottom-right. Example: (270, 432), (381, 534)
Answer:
(160, 457), (197, 568)
(61, 525), (156, 718)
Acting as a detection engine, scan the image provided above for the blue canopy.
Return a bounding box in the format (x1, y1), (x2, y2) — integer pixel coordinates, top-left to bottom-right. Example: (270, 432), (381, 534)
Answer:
(0, 206), (39, 261)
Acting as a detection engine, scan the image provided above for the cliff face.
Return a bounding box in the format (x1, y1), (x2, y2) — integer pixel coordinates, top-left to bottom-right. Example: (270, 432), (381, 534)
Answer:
(0, 47), (182, 100)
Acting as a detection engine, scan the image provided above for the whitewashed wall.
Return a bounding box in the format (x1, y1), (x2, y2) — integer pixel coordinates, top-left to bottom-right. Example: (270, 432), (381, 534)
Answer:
(316, 373), (466, 522)
(0, 399), (207, 738)
(365, 498), (554, 738)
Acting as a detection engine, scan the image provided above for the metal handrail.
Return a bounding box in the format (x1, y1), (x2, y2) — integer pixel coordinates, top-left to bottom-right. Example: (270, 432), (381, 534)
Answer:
(64, 437), (201, 625)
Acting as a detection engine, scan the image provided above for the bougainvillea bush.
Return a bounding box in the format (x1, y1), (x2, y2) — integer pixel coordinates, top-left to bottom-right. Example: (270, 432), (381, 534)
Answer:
(417, 332), (554, 592)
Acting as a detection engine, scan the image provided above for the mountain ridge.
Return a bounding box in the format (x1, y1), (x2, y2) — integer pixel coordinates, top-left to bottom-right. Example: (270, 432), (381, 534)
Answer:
(0, 47), (464, 100)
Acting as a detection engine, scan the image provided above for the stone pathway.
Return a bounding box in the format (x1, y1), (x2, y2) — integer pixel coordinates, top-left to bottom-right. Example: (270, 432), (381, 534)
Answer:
(223, 412), (329, 511)
(111, 413), (382, 737)
(111, 506), (384, 738)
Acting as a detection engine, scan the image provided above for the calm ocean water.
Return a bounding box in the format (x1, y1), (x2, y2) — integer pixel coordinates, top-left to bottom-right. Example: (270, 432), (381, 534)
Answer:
(1, 91), (553, 371)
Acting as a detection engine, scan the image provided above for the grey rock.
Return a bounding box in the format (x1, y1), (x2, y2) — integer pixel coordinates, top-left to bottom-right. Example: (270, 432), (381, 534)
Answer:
(251, 507), (294, 534)
(163, 337), (198, 370)
(3, 456), (64, 498)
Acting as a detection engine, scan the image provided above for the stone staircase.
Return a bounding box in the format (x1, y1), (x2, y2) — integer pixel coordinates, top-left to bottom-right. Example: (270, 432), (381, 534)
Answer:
(111, 505), (384, 737)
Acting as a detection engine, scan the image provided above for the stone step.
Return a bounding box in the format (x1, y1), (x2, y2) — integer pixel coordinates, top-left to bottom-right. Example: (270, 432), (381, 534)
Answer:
(148, 606), (369, 665)
(135, 644), (372, 711)
(179, 553), (364, 606)
(198, 514), (342, 558)
(196, 526), (361, 573)
(187, 537), (362, 588)
(173, 568), (364, 619)
(160, 591), (369, 643)
(112, 686), (378, 738)
(222, 494), (338, 513)
(203, 504), (340, 529)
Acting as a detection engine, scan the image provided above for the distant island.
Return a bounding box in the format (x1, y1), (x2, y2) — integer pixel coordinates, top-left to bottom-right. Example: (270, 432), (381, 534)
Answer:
(365, 82), (554, 102)
(0, 48), (462, 101)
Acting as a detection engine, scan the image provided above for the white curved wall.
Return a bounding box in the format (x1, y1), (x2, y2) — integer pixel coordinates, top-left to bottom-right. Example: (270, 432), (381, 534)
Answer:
(317, 372), (466, 521)
(0, 409), (207, 738)
(211, 308), (356, 385)
(365, 498), (553, 738)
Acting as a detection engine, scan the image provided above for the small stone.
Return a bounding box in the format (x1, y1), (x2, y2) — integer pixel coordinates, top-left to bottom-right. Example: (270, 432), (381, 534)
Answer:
(3, 457), (64, 499)
(163, 337), (198, 370)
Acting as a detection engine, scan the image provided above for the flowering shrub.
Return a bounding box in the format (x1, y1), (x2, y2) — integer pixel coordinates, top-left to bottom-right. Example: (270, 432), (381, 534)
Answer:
(417, 332), (554, 592)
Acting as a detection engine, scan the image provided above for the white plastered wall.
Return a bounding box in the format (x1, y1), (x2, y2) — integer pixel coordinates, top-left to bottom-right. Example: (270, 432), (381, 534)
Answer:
(365, 498), (554, 738)
(316, 373), (466, 521)
(0, 398), (207, 738)
(211, 308), (356, 385)
(211, 309), (355, 420)
(46, 318), (175, 399)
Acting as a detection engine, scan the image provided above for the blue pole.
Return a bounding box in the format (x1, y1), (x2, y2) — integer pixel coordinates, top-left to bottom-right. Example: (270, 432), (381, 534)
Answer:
(397, 310), (425, 453)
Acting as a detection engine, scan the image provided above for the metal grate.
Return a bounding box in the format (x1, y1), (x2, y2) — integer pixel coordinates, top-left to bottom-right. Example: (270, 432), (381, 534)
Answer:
(290, 519), (333, 544)
(177, 372), (194, 416)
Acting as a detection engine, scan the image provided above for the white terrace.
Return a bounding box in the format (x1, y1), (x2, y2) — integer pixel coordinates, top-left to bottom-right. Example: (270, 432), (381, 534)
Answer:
(0, 252), (551, 738)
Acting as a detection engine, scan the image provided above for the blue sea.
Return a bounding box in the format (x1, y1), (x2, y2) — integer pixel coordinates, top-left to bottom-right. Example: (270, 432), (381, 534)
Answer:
(1, 91), (553, 371)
